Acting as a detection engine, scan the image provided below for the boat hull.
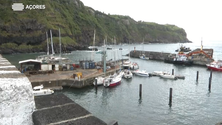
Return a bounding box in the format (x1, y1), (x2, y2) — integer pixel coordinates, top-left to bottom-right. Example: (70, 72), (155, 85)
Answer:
(139, 56), (149, 60)
(33, 89), (54, 96)
(207, 66), (222, 71)
(160, 74), (177, 80)
(109, 81), (121, 87)
(133, 70), (149, 77)
(130, 63), (139, 70)
(123, 74), (133, 79)
(134, 73), (148, 77)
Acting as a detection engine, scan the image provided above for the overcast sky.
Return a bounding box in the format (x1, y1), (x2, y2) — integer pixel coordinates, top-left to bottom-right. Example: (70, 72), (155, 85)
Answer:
(80, 0), (222, 43)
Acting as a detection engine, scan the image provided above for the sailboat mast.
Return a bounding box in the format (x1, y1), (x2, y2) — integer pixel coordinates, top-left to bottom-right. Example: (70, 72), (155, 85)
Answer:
(93, 30), (96, 50)
(92, 30), (96, 61)
(46, 32), (49, 55)
(103, 39), (106, 73)
(201, 37), (203, 51)
(114, 37), (117, 72)
(50, 30), (55, 55)
(129, 40), (130, 59)
(142, 38), (144, 54)
(59, 28), (61, 58)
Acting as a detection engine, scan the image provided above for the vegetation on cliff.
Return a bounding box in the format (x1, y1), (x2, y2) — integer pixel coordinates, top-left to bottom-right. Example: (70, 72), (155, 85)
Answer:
(0, 0), (190, 54)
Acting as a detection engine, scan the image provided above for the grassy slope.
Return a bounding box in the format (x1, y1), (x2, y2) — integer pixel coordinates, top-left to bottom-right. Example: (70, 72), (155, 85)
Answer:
(0, 0), (189, 53)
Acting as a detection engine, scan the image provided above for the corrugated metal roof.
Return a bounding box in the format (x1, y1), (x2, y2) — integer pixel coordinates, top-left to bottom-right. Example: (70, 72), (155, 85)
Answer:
(19, 59), (41, 64)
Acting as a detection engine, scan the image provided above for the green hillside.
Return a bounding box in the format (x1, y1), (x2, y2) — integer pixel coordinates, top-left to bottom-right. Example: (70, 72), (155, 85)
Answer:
(0, 0), (190, 54)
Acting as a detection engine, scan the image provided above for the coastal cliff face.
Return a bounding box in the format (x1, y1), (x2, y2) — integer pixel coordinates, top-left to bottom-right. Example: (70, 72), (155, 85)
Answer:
(0, 0), (190, 54)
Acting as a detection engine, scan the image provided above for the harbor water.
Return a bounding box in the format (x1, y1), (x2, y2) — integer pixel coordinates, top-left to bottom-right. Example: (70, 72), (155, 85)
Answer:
(3, 42), (222, 125)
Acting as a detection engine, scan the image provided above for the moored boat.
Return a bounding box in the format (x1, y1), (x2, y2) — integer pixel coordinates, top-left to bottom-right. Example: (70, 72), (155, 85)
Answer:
(175, 45), (191, 52)
(130, 62), (139, 70)
(173, 52), (193, 66)
(151, 71), (170, 76)
(159, 74), (177, 80)
(206, 60), (222, 71)
(103, 73), (122, 87)
(139, 54), (149, 60)
(132, 70), (149, 77)
(123, 70), (133, 79)
(33, 85), (54, 96)
(122, 60), (131, 69)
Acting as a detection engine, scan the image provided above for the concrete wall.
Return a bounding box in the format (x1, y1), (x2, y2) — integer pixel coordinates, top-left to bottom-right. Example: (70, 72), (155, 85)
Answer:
(130, 50), (214, 66)
(0, 55), (35, 125)
(130, 50), (173, 61)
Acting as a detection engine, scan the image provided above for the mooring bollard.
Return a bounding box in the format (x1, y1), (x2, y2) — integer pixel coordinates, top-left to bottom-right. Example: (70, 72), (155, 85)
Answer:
(210, 70), (212, 80)
(208, 70), (212, 91)
(139, 84), (142, 99)
(196, 71), (199, 82)
(172, 69), (174, 75)
(169, 88), (173, 107)
(208, 77), (211, 91)
(95, 78), (98, 88)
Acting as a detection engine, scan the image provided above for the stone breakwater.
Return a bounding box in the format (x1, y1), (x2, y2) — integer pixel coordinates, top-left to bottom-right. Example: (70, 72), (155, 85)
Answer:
(130, 48), (214, 66)
(0, 54), (35, 125)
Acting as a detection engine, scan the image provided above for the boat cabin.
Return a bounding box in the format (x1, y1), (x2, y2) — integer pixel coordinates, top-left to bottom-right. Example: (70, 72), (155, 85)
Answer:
(174, 54), (187, 61)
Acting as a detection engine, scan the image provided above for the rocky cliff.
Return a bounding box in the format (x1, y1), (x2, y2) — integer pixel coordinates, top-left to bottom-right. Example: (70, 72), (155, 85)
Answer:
(0, 0), (190, 54)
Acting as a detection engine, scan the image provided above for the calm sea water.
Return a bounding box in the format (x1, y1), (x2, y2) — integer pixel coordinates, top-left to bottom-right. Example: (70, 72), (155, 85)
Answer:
(3, 42), (222, 125)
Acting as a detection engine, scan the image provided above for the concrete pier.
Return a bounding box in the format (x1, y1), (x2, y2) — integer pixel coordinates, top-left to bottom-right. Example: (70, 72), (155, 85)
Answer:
(30, 67), (120, 89)
(28, 59), (126, 89)
(130, 48), (214, 66)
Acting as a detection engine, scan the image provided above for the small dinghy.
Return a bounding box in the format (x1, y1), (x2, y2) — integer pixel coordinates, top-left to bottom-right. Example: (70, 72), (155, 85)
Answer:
(159, 74), (177, 80)
(151, 71), (170, 76)
(132, 70), (149, 77)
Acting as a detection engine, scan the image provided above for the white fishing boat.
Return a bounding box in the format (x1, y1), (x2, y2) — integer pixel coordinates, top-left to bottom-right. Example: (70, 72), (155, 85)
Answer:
(122, 60), (131, 69)
(33, 85), (54, 96)
(139, 39), (149, 60)
(206, 60), (222, 71)
(122, 61), (139, 70)
(159, 74), (177, 80)
(130, 62), (139, 70)
(123, 70), (133, 79)
(151, 71), (170, 76)
(139, 54), (149, 60)
(132, 70), (149, 77)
